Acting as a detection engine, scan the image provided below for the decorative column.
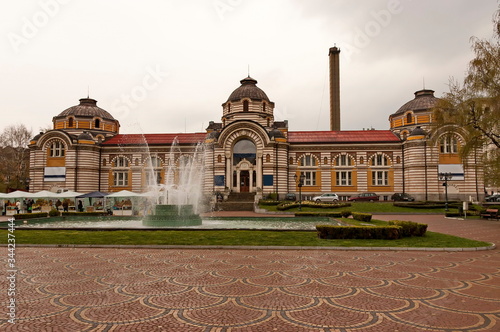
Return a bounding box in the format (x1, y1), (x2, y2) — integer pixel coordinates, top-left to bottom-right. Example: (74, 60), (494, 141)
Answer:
(256, 152), (263, 189)
(225, 151), (231, 190)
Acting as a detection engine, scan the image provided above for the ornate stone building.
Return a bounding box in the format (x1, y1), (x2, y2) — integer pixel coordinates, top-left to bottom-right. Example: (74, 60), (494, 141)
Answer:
(29, 50), (484, 202)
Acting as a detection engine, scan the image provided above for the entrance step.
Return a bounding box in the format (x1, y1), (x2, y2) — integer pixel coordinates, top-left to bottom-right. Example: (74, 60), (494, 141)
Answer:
(226, 192), (256, 202)
(217, 201), (254, 211)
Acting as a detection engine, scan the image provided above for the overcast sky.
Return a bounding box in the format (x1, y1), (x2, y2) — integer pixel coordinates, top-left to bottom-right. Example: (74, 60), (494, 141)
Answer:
(2, 0), (498, 137)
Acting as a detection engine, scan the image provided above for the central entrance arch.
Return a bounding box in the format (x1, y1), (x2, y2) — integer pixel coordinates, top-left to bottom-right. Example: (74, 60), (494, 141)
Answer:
(233, 139), (256, 193)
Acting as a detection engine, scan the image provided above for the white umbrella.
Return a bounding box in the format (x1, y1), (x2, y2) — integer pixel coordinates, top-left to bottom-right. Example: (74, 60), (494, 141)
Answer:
(4, 190), (35, 198)
(55, 190), (84, 198)
(30, 190), (60, 198)
(106, 190), (142, 197)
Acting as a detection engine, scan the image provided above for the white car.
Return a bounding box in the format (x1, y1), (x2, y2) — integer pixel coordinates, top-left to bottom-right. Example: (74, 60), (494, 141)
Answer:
(312, 193), (339, 202)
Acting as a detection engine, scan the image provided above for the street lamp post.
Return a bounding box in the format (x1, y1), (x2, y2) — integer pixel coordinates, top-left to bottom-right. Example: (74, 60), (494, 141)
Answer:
(439, 172), (452, 211)
(294, 173), (305, 211)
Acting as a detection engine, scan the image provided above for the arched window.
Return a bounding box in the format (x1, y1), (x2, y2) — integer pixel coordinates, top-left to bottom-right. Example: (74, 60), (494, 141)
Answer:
(94, 118), (101, 129)
(217, 155), (222, 163)
(116, 156), (129, 168)
(299, 155), (317, 167)
(233, 139), (256, 165)
(289, 157), (293, 165)
(406, 113), (413, 124)
(102, 159), (107, 167)
(68, 117), (74, 128)
(145, 156), (162, 185)
(372, 154), (388, 166)
(227, 103), (231, 113)
(335, 154), (353, 166)
(113, 156), (130, 187)
(324, 157), (328, 165)
(49, 140), (65, 157)
(266, 154), (271, 163)
(298, 155), (317, 186)
(262, 102), (266, 112)
(440, 135), (458, 154)
(243, 100), (249, 112)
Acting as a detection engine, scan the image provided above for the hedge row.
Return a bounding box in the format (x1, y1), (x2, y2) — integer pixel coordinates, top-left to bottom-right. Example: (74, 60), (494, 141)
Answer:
(13, 212), (48, 220)
(258, 200), (282, 206)
(316, 225), (402, 240)
(387, 220), (427, 237)
(352, 212), (372, 222)
(277, 201), (351, 211)
(393, 201), (464, 209)
(61, 211), (110, 217)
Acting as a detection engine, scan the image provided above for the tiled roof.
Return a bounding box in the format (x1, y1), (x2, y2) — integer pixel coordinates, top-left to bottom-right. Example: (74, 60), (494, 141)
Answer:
(55, 98), (115, 120)
(393, 89), (440, 115)
(288, 130), (401, 143)
(102, 133), (207, 145)
(226, 76), (270, 102)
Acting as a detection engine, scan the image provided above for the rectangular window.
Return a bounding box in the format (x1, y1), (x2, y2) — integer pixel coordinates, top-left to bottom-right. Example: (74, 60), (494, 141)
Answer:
(336, 171), (352, 186)
(114, 172), (129, 186)
(372, 171), (388, 186)
(301, 171), (316, 186)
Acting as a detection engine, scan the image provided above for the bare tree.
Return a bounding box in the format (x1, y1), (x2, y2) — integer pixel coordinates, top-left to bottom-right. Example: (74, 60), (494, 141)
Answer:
(0, 124), (33, 192)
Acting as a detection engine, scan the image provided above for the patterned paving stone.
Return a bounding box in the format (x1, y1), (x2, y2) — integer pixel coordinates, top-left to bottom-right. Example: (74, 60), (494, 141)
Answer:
(1, 214), (499, 331)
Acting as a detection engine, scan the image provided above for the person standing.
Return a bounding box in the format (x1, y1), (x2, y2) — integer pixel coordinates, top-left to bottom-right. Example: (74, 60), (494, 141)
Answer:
(15, 201), (21, 214)
(78, 200), (84, 212)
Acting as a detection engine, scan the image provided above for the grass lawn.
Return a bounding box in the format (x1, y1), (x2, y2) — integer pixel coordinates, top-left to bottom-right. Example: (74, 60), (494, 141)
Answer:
(0, 227), (490, 248)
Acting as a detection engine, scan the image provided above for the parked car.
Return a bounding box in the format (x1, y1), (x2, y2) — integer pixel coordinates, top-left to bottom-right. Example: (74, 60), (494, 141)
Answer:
(485, 193), (500, 202)
(391, 193), (415, 202)
(348, 192), (379, 202)
(285, 193), (296, 201)
(312, 193), (339, 202)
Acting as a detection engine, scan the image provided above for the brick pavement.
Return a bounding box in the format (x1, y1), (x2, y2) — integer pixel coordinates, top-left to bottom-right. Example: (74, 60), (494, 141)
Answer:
(1, 214), (499, 331)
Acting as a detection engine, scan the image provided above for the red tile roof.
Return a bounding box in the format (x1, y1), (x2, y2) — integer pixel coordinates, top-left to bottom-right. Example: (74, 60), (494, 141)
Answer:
(288, 130), (400, 143)
(102, 133), (207, 145)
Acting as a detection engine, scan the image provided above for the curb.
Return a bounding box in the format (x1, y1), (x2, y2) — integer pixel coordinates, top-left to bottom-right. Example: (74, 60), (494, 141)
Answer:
(2, 243), (496, 251)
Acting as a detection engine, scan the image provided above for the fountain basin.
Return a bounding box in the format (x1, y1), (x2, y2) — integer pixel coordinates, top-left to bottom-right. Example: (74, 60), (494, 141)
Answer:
(142, 204), (202, 227)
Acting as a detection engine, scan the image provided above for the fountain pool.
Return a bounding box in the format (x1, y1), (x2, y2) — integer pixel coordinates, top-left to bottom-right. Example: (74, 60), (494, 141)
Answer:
(6, 216), (340, 230)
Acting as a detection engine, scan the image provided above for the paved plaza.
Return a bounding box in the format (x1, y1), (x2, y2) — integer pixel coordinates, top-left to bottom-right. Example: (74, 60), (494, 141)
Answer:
(1, 215), (499, 331)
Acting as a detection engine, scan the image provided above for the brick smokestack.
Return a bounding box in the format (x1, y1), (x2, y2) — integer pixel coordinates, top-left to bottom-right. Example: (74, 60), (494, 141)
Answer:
(329, 46), (341, 131)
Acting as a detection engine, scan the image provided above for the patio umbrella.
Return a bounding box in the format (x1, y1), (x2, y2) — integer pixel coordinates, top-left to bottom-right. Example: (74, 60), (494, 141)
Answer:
(75, 191), (109, 211)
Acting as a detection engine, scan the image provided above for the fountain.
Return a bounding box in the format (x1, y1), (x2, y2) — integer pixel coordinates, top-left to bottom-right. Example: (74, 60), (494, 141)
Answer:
(141, 137), (204, 227)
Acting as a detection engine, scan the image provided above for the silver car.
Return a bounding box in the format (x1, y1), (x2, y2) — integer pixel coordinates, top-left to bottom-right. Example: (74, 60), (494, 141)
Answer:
(312, 193), (339, 202)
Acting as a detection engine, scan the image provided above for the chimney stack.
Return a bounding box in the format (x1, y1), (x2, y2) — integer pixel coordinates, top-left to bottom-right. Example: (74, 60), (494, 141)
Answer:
(329, 46), (341, 131)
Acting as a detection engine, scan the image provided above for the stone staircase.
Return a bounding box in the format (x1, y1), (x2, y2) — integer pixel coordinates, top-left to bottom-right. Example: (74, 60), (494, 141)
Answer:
(218, 192), (256, 211)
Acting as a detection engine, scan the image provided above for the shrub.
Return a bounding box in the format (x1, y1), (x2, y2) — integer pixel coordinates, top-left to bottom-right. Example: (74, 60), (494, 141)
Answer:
(61, 211), (109, 217)
(352, 212), (372, 222)
(276, 201), (351, 211)
(387, 220), (427, 237)
(316, 225), (402, 240)
(341, 210), (351, 218)
(48, 208), (60, 217)
(13, 212), (48, 220)
(267, 193), (278, 201)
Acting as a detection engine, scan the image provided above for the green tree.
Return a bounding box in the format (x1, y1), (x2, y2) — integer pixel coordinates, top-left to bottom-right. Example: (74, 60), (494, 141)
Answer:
(0, 124), (33, 192)
(433, 6), (500, 188)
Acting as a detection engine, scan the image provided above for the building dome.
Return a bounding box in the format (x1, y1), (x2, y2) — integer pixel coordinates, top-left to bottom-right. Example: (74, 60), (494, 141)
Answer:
(77, 131), (94, 141)
(269, 128), (285, 139)
(227, 76), (270, 102)
(56, 98), (115, 120)
(393, 89), (440, 115)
